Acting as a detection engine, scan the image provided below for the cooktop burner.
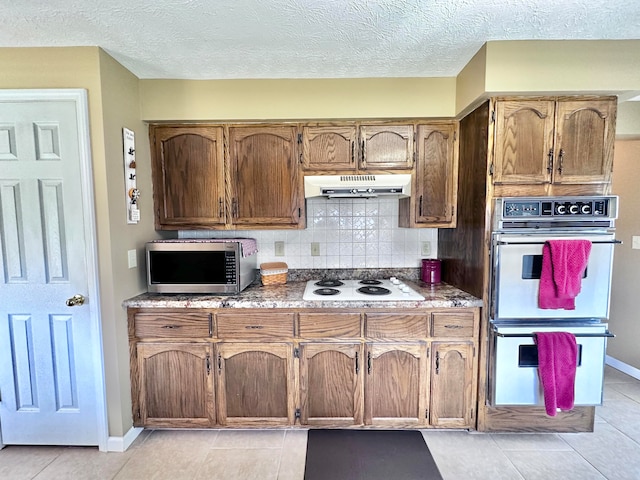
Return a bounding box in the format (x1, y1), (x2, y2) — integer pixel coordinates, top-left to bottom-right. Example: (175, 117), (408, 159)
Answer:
(313, 287), (341, 296)
(357, 286), (391, 295)
(315, 279), (345, 288)
(303, 278), (425, 301)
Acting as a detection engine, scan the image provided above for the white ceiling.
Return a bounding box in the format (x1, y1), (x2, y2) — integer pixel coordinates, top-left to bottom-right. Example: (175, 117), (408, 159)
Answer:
(1, 0), (639, 80)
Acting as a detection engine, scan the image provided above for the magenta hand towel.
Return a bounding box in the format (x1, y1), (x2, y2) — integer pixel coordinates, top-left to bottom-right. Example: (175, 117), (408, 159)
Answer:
(538, 239), (592, 310)
(534, 332), (578, 416)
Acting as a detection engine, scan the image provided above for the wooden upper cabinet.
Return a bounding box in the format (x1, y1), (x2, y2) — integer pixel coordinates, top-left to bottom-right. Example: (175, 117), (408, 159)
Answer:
(228, 125), (305, 228)
(553, 99), (616, 184)
(360, 124), (415, 170)
(398, 122), (458, 228)
(150, 126), (226, 229)
(302, 125), (357, 171)
(493, 97), (616, 186)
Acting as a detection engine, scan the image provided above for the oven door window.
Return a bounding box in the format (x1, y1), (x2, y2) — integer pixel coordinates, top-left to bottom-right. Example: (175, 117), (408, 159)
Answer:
(521, 255), (587, 280)
(518, 343), (583, 367)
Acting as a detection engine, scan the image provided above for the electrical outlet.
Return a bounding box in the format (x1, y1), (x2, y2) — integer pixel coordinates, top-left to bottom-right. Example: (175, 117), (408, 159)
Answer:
(275, 241), (285, 256)
(127, 249), (137, 269)
(632, 236), (640, 250)
(421, 241), (431, 256)
(311, 242), (320, 256)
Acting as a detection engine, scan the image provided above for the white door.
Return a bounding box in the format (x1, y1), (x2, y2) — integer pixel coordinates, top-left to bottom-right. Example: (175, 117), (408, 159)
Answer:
(0, 90), (106, 449)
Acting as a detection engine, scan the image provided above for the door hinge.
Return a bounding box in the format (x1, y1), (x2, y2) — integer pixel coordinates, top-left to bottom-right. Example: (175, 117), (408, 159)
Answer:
(136, 408), (141, 420)
(294, 347), (300, 358)
(453, 130), (457, 142)
(206, 354), (211, 375)
(297, 133), (302, 144)
(473, 346), (476, 357)
(295, 408), (301, 419)
(491, 110), (496, 123)
(489, 162), (494, 176)
(426, 409), (429, 419)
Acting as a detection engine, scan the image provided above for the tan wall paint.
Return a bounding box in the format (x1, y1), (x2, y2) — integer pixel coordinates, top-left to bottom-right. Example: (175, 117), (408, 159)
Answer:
(610, 140), (640, 370)
(455, 44), (487, 116)
(98, 49), (162, 437)
(139, 77), (457, 121)
(617, 102), (640, 139)
(484, 40), (640, 95)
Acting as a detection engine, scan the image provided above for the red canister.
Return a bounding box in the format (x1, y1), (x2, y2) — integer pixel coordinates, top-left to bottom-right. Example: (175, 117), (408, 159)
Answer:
(421, 259), (441, 284)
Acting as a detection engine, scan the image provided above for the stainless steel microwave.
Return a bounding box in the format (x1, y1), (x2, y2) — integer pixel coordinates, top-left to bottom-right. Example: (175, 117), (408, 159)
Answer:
(146, 240), (257, 294)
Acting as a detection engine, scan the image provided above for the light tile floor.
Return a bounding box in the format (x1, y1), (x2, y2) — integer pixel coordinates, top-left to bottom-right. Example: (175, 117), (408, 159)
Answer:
(1, 366), (639, 480)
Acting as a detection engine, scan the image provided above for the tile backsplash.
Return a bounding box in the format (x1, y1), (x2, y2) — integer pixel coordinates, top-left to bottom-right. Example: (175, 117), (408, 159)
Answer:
(179, 197), (438, 269)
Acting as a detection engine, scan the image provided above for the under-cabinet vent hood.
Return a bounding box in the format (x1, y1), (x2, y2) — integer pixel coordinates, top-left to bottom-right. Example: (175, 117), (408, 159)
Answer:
(304, 174), (412, 198)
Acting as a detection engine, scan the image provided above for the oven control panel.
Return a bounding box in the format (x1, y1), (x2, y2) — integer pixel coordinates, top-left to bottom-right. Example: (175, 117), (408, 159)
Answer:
(500, 197), (616, 219)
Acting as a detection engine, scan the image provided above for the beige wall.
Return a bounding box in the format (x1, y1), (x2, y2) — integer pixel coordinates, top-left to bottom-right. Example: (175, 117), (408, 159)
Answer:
(484, 40), (640, 95)
(610, 140), (640, 370)
(139, 77), (457, 121)
(97, 50), (161, 436)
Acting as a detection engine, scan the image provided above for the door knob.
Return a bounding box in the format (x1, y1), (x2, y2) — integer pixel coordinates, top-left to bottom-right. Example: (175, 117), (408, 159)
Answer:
(66, 294), (86, 307)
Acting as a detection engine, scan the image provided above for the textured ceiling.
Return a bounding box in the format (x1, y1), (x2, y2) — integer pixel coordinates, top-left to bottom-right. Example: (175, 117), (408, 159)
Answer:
(1, 0), (639, 79)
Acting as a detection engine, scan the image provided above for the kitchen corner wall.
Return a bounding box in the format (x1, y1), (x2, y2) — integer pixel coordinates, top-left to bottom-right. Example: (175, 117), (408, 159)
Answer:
(179, 197), (438, 269)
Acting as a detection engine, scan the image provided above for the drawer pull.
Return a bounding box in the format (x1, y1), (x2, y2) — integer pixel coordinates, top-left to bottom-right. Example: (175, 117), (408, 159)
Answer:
(162, 325), (181, 329)
(245, 325), (264, 329)
(444, 325), (464, 329)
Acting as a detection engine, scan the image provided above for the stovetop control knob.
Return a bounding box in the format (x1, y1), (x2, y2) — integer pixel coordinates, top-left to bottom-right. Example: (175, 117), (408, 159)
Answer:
(569, 204), (580, 214)
(400, 286), (410, 293)
(390, 277), (400, 285)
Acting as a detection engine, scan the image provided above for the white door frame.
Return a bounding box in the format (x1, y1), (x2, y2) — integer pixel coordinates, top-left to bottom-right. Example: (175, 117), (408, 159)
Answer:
(0, 88), (108, 451)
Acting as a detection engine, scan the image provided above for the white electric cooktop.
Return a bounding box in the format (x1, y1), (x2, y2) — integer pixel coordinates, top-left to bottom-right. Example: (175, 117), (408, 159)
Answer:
(302, 278), (425, 301)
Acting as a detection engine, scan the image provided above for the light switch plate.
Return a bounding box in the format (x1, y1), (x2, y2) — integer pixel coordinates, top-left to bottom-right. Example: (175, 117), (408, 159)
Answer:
(127, 249), (137, 269)
(632, 236), (640, 250)
(275, 241), (285, 256)
(311, 242), (320, 256)
(421, 241), (431, 256)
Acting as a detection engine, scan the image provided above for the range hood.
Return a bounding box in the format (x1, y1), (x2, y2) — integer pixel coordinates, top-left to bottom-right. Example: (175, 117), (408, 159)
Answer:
(304, 174), (412, 198)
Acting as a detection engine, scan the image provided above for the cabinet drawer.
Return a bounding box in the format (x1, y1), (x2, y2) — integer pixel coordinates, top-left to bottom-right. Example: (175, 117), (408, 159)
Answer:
(365, 313), (428, 339)
(134, 313), (212, 338)
(298, 313), (361, 339)
(431, 312), (475, 338)
(217, 313), (294, 339)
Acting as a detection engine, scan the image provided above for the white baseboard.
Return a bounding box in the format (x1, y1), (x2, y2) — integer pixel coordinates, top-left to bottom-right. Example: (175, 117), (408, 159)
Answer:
(106, 426), (144, 452)
(606, 355), (640, 380)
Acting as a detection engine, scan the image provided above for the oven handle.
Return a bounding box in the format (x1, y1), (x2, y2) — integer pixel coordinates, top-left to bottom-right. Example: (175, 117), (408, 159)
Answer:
(492, 330), (615, 338)
(495, 240), (622, 246)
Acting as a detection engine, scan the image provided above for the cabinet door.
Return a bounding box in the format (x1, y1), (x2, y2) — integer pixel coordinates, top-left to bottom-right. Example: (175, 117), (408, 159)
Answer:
(359, 124), (414, 170)
(493, 100), (556, 185)
(553, 98), (616, 184)
(412, 123), (458, 226)
(150, 126), (226, 229)
(364, 343), (428, 427)
(430, 342), (475, 428)
(228, 126), (305, 228)
(299, 343), (363, 426)
(216, 342), (295, 426)
(302, 125), (357, 171)
(137, 343), (215, 427)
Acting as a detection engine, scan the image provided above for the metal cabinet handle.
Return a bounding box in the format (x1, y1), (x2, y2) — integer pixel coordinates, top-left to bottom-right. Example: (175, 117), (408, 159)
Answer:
(367, 351), (372, 375)
(361, 139), (366, 166)
(435, 351), (440, 374)
(217, 354), (222, 374)
(162, 325), (181, 329)
(547, 149), (554, 173)
(245, 325), (264, 329)
(355, 351), (360, 374)
(351, 141), (355, 163)
(557, 149), (564, 174)
(218, 198), (224, 217)
(206, 355), (211, 375)
(419, 195), (423, 217)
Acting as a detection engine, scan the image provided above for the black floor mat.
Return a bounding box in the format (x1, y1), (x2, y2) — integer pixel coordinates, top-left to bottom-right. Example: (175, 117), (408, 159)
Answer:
(304, 429), (443, 480)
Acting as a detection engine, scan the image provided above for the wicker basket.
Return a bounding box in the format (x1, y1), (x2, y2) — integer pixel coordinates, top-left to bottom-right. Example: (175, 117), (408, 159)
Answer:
(260, 262), (288, 286)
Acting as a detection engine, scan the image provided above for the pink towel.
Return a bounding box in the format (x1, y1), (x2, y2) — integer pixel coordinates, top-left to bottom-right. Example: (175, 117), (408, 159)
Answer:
(538, 240), (592, 310)
(534, 332), (578, 416)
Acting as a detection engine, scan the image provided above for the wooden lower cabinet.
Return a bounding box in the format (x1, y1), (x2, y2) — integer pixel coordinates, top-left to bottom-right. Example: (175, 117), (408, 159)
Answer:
(129, 307), (480, 431)
(430, 341), (476, 428)
(136, 343), (215, 427)
(364, 343), (429, 426)
(299, 342), (363, 426)
(216, 342), (295, 426)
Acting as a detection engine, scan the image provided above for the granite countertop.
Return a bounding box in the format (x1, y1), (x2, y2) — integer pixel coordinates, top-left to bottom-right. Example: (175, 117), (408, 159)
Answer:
(123, 271), (482, 310)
